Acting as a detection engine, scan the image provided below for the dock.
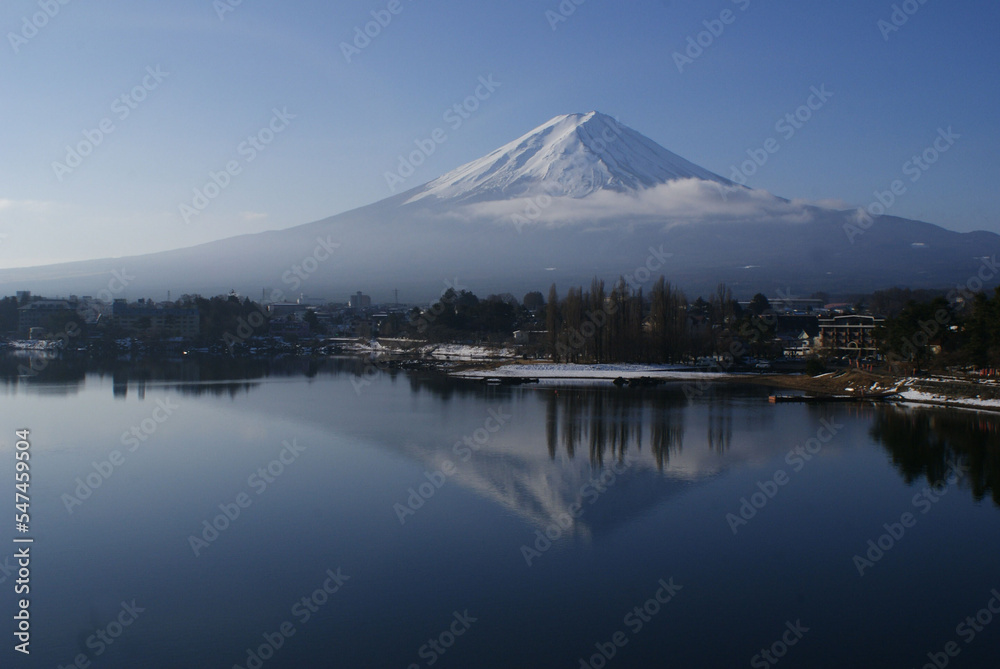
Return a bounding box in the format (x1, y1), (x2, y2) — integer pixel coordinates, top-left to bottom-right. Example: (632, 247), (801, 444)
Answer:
(768, 392), (898, 404)
(484, 376), (539, 386)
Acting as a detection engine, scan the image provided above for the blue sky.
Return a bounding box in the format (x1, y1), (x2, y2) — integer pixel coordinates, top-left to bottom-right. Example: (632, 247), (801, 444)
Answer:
(1, 0), (997, 267)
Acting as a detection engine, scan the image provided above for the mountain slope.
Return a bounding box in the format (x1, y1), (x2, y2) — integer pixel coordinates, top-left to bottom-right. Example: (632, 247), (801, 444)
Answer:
(0, 112), (996, 302)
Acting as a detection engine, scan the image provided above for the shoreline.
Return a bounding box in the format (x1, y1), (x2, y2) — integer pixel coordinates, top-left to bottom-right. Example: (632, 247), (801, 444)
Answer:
(448, 360), (1000, 413)
(7, 340), (1000, 414)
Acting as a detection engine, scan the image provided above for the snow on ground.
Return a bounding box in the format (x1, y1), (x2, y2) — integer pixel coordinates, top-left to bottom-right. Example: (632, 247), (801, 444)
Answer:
(453, 363), (727, 380)
(6, 340), (62, 350)
(328, 340), (516, 361)
(912, 375), (1000, 387)
(420, 344), (517, 360)
(897, 384), (1000, 411)
(897, 388), (1000, 409)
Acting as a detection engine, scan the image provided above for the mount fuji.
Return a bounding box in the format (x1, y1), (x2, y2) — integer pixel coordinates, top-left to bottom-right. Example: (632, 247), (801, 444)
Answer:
(1, 111), (997, 302)
(407, 111), (732, 203)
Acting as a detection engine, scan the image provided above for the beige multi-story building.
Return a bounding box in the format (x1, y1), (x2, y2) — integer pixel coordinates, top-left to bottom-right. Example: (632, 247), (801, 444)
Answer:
(818, 314), (884, 357)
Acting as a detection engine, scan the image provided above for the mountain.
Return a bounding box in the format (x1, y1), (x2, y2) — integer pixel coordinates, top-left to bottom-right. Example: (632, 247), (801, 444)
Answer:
(408, 111), (732, 203)
(1, 111), (996, 302)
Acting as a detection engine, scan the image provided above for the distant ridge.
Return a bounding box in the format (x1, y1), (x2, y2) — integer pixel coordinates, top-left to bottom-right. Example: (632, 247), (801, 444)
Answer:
(0, 112), (997, 302)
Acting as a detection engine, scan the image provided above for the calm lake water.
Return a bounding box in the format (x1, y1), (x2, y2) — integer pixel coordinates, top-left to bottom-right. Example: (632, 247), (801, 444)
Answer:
(2, 357), (999, 668)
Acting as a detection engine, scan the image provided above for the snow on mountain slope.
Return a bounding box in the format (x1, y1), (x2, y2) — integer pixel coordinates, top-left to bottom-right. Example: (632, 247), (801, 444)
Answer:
(407, 111), (732, 204)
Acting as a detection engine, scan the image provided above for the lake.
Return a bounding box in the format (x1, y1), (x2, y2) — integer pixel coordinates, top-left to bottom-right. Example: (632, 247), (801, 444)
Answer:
(2, 357), (999, 668)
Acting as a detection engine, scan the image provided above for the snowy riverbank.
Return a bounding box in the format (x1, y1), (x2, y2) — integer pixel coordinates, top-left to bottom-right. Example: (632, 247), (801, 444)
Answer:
(451, 361), (1000, 413)
(895, 380), (1000, 412)
(453, 362), (731, 381)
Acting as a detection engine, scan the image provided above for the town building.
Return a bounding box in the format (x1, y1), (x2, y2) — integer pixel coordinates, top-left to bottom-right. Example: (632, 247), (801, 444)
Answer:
(513, 330), (548, 345)
(818, 314), (884, 357)
(17, 300), (78, 336)
(349, 291), (371, 313)
(267, 303), (306, 318)
(268, 317), (310, 338)
(111, 300), (200, 338)
(769, 297), (825, 313)
(777, 331), (815, 358)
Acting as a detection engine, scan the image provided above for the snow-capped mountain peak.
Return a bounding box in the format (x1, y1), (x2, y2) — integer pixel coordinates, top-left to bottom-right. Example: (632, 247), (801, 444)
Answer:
(407, 111), (731, 204)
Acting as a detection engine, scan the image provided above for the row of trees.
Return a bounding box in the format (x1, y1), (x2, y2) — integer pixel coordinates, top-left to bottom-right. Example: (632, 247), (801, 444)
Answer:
(541, 278), (775, 364)
(540, 278), (1000, 369)
(181, 295), (267, 343)
(8, 282), (1000, 369)
(545, 278), (686, 363)
(393, 278), (776, 364)
(401, 289), (526, 342)
(965, 290), (1000, 366)
(877, 288), (1000, 369)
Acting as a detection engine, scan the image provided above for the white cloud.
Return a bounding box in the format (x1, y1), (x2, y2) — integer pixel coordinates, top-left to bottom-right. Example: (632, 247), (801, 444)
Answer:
(0, 199), (57, 214)
(444, 178), (822, 228)
(790, 197), (851, 210)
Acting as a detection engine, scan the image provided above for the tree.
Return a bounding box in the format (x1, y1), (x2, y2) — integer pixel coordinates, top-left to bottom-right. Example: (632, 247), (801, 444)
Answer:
(649, 278), (668, 360)
(303, 310), (322, 334)
(562, 288), (583, 363)
(0, 297), (18, 334)
(588, 278), (607, 362)
(46, 310), (87, 339)
(748, 293), (771, 316)
(711, 283), (738, 325)
(648, 277), (688, 363)
(377, 313), (403, 338)
(805, 358), (827, 376)
(962, 288), (1000, 367)
(193, 295), (267, 343)
(546, 285), (560, 361)
(523, 291), (545, 311)
(877, 297), (953, 370)
(479, 295), (517, 333)
(433, 288), (460, 331)
(455, 290), (480, 312)
(607, 278), (632, 362)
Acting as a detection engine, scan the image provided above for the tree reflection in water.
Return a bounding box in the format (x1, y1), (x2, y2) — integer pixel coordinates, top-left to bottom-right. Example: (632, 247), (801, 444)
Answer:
(871, 405), (1000, 506)
(706, 394), (732, 453)
(0, 352), (369, 399)
(539, 387), (687, 469)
